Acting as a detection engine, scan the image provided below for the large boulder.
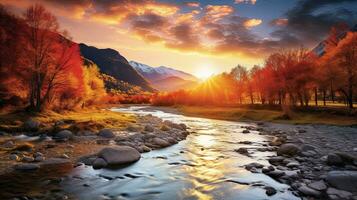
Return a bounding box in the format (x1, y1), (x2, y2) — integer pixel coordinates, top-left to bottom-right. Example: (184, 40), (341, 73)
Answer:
(55, 130), (73, 141)
(98, 129), (115, 138)
(277, 143), (300, 157)
(326, 171), (357, 192)
(98, 146), (140, 166)
(23, 119), (40, 131)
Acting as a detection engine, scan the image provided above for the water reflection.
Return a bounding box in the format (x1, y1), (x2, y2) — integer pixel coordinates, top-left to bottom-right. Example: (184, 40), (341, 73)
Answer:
(0, 106), (301, 200)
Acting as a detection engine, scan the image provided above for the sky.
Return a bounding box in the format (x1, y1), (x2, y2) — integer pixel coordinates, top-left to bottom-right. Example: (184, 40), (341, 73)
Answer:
(1, 0), (357, 77)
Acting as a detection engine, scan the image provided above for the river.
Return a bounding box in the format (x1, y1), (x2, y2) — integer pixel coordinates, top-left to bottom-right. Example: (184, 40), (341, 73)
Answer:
(1, 106), (301, 200)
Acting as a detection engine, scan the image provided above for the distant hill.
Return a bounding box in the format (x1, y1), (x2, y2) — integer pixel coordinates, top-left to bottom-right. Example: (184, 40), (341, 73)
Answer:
(129, 61), (198, 82)
(82, 58), (145, 94)
(152, 76), (198, 92)
(79, 44), (155, 92)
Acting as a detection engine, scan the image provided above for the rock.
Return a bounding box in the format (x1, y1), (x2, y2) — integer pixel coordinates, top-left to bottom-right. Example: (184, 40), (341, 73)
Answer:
(34, 152), (43, 157)
(126, 125), (142, 132)
(277, 143), (300, 157)
(266, 170), (285, 178)
(245, 162), (264, 170)
(336, 152), (356, 164)
(9, 154), (20, 161)
(242, 130), (250, 133)
(151, 138), (170, 148)
(78, 155), (97, 165)
(327, 187), (353, 199)
(235, 148), (249, 155)
(264, 186), (277, 196)
(160, 125), (170, 131)
(2, 141), (15, 148)
(239, 141), (252, 144)
(308, 180), (327, 191)
(98, 146), (141, 166)
(98, 129), (115, 138)
(13, 143), (34, 152)
(22, 156), (35, 162)
(268, 156), (285, 165)
(298, 185), (321, 197)
(144, 125), (154, 132)
(14, 163), (40, 171)
(269, 137), (284, 146)
(326, 171), (357, 192)
(23, 119), (40, 131)
(35, 156), (45, 162)
(301, 144), (316, 152)
(286, 162), (300, 168)
(55, 130), (73, 141)
(327, 153), (344, 166)
(179, 123), (187, 130)
(262, 166), (274, 173)
(92, 158), (107, 169)
(298, 129), (306, 133)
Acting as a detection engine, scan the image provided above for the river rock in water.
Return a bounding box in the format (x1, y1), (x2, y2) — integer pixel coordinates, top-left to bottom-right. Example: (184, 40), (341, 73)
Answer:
(277, 143), (300, 157)
(326, 171), (357, 192)
(98, 146), (141, 166)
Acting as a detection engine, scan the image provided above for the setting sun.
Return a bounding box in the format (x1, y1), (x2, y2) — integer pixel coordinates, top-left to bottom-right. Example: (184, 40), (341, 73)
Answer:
(195, 67), (216, 80)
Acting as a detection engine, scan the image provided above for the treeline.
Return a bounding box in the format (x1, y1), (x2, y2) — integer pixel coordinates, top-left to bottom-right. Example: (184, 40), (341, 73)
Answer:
(152, 24), (357, 109)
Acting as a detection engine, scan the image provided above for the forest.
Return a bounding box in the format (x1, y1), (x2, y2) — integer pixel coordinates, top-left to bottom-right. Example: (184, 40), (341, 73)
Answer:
(152, 25), (357, 110)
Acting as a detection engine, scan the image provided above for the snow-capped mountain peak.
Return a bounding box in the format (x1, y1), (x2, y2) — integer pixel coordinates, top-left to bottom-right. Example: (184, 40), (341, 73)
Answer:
(129, 61), (198, 82)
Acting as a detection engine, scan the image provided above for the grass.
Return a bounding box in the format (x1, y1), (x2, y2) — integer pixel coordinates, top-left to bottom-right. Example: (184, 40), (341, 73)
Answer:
(176, 105), (357, 126)
(0, 108), (136, 133)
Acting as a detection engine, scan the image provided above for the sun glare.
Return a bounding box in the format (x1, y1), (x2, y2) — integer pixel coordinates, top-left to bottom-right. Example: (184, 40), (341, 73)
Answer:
(195, 67), (216, 80)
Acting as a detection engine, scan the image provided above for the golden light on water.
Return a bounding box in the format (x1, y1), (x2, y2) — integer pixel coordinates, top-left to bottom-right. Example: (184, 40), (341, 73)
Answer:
(195, 135), (216, 148)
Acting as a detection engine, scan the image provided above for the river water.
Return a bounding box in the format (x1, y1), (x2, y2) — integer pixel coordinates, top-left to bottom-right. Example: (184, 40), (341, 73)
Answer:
(1, 106), (301, 200)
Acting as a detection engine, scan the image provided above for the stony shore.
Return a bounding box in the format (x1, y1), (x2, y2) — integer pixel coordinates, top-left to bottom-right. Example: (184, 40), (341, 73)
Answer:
(0, 114), (190, 174)
(239, 122), (357, 200)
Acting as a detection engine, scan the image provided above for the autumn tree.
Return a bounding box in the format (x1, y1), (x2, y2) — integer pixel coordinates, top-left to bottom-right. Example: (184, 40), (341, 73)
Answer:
(323, 32), (357, 109)
(22, 4), (84, 111)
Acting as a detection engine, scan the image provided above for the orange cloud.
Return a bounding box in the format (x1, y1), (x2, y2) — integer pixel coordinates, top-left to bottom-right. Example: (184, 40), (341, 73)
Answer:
(185, 2), (200, 8)
(243, 18), (262, 28)
(235, 0), (257, 5)
(203, 5), (234, 22)
(271, 18), (288, 26)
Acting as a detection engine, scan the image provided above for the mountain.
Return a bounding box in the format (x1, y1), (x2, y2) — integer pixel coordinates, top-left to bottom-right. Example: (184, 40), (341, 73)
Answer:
(129, 61), (198, 82)
(152, 76), (198, 92)
(79, 44), (155, 92)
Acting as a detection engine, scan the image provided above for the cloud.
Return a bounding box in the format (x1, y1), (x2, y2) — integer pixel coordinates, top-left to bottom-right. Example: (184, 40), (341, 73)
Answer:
(270, 0), (357, 47)
(270, 18), (288, 26)
(185, 2), (200, 8)
(234, 0), (257, 5)
(203, 5), (234, 22)
(243, 18), (262, 28)
(3, 0), (355, 60)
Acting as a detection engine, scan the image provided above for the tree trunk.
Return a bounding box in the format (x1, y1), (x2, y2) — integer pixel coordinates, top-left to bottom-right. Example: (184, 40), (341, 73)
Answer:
(323, 90), (326, 106)
(314, 87), (318, 106)
(330, 81), (334, 103)
(348, 76), (353, 109)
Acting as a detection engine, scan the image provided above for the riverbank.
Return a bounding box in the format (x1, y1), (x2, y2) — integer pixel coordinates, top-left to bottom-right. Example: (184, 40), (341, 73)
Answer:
(175, 105), (357, 126)
(0, 108), (190, 176)
(250, 122), (357, 199)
